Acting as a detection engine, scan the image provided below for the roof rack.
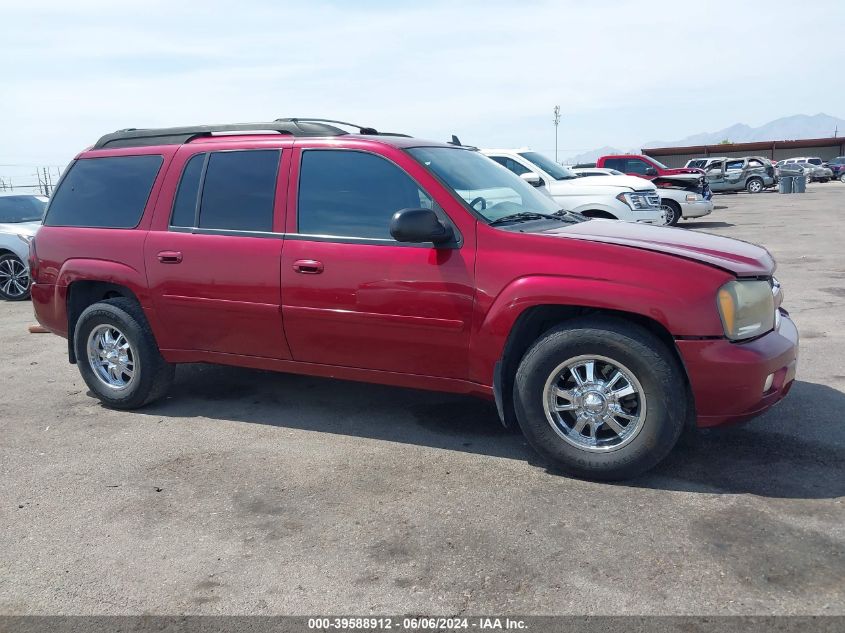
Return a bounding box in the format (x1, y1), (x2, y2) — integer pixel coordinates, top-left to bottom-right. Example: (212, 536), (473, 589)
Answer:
(92, 119), (376, 150)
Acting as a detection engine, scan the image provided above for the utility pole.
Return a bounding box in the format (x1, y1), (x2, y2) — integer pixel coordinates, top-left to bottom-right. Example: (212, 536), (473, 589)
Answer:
(553, 105), (561, 163)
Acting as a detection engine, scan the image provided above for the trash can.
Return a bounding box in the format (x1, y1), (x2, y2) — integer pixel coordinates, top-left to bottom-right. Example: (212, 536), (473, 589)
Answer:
(778, 176), (794, 194)
(793, 174), (807, 193)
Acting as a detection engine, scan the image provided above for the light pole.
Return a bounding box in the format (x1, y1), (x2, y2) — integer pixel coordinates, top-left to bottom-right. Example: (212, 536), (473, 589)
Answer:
(553, 105), (561, 163)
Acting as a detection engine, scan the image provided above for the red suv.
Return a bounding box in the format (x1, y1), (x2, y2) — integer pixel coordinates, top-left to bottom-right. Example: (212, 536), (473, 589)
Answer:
(30, 119), (798, 480)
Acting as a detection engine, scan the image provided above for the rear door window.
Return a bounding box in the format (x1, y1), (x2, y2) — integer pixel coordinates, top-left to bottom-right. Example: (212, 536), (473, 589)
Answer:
(168, 150), (280, 232)
(198, 150), (279, 232)
(45, 155), (163, 228)
(603, 158), (625, 171)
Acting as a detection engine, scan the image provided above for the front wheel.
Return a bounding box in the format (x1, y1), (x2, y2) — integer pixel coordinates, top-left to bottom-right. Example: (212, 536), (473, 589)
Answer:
(0, 254), (31, 301)
(73, 297), (174, 409)
(660, 200), (682, 226)
(746, 177), (764, 193)
(840, 174), (845, 184)
(513, 317), (687, 480)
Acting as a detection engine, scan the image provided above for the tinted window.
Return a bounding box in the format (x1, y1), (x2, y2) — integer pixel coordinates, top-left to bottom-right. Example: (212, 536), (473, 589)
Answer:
(45, 155), (162, 228)
(198, 150), (279, 232)
(490, 156), (530, 175)
(603, 158), (624, 171)
(170, 153), (206, 227)
(624, 159), (650, 175)
(298, 150), (432, 239)
(0, 195), (47, 223)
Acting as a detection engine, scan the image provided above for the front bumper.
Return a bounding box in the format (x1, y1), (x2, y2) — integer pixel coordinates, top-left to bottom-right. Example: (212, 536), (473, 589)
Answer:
(679, 199), (714, 219)
(633, 209), (666, 225)
(677, 311), (798, 427)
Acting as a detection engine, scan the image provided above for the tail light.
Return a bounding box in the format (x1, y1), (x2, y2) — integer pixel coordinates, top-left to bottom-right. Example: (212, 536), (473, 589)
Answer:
(28, 237), (40, 284)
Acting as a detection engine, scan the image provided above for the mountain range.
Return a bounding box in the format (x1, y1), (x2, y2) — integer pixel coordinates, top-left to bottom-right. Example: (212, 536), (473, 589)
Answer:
(564, 113), (845, 165)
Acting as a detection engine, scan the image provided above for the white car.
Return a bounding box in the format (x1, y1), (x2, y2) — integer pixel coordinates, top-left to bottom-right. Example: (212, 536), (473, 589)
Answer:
(0, 193), (47, 300)
(482, 149), (664, 224)
(573, 168), (714, 226)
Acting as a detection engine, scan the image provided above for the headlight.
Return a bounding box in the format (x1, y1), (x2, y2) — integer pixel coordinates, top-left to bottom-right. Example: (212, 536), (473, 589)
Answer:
(716, 279), (775, 341)
(16, 234), (34, 245)
(616, 192), (652, 210)
(685, 193), (701, 202)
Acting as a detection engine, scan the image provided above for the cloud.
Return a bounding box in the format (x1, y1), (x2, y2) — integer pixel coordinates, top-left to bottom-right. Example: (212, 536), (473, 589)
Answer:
(1, 0), (843, 175)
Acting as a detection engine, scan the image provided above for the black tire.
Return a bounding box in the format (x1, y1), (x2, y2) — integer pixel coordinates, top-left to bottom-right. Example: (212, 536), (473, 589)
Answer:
(660, 199), (682, 226)
(840, 174), (845, 184)
(0, 253), (31, 301)
(746, 177), (764, 194)
(513, 317), (687, 480)
(73, 297), (174, 409)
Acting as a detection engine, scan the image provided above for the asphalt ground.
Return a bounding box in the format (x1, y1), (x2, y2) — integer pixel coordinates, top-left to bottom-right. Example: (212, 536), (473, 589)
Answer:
(1, 183), (843, 616)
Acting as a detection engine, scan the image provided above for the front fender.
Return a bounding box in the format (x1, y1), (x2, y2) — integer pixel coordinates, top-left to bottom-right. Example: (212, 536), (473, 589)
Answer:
(468, 273), (716, 386)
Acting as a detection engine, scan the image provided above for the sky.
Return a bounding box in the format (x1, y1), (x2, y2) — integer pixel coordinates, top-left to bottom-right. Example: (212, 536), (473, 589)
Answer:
(2, 0), (844, 188)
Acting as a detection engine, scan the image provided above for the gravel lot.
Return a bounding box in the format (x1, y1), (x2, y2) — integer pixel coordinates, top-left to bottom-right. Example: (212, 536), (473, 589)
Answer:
(1, 185), (843, 616)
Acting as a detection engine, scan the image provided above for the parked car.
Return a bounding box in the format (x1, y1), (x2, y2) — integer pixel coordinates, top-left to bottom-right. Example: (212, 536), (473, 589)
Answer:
(572, 168), (713, 226)
(827, 156), (845, 182)
(0, 192), (47, 300)
(30, 119), (798, 480)
(482, 149), (664, 224)
(704, 157), (776, 193)
(685, 157), (727, 170)
(596, 154), (705, 179)
(776, 160), (833, 184)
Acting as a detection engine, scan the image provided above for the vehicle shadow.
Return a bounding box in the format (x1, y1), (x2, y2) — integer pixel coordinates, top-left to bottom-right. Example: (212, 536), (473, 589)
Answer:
(684, 220), (735, 229)
(626, 380), (845, 499)
(129, 366), (843, 499)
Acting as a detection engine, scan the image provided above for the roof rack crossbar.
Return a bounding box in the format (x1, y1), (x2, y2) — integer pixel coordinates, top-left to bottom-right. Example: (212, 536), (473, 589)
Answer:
(274, 117), (379, 135)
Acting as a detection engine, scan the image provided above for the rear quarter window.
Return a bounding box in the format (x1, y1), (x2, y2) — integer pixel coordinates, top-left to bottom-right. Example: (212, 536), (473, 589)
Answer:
(45, 155), (163, 228)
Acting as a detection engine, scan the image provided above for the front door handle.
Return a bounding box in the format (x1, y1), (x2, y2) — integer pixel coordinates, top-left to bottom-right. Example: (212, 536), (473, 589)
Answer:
(157, 251), (183, 264)
(293, 259), (324, 274)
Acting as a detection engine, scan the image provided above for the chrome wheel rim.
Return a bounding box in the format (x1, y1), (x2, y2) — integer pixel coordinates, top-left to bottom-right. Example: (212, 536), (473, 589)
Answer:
(87, 325), (136, 390)
(543, 355), (647, 452)
(660, 203), (677, 225)
(0, 257), (29, 298)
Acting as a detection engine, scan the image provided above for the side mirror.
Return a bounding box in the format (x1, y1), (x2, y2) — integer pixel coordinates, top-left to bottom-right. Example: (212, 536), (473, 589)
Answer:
(519, 172), (542, 186)
(390, 208), (454, 245)
(644, 166), (658, 176)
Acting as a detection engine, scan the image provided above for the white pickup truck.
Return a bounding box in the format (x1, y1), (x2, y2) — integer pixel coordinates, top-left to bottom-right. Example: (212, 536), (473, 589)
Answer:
(481, 148), (665, 225)
(572, 167), (714, 226)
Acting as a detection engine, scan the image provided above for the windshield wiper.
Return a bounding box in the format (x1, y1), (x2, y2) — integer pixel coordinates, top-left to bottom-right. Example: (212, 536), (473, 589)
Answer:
(553, 209), (588, 221)
(488, 212), (564, 226)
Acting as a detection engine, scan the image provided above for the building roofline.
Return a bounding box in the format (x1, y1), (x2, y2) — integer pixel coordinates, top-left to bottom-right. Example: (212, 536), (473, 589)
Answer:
(643, 136), (845, 156)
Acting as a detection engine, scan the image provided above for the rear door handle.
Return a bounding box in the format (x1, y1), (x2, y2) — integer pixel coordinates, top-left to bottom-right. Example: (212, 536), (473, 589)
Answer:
(157, 251), (183, 264)
(293, 259), (324, 274)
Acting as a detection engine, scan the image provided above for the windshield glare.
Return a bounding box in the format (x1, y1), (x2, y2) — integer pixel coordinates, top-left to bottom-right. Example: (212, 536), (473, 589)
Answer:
(518, 152), (577, 180)
(407, 147), (563, 222)
(0, 195), (47, 223)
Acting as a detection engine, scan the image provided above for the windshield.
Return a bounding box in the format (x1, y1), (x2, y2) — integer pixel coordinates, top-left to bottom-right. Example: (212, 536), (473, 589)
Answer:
(518, 151), (578, 180)
(649, 157), (669, 169)
(407, 147), (565, 222)
(0, 195), (47, 223)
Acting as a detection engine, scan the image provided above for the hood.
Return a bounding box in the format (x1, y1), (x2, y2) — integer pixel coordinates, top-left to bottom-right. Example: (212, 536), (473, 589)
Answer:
(654, 174), (702, 189)
(0, 221), (41, 237)
(539, 219), (774, 277)
(553, 175), (656, 191)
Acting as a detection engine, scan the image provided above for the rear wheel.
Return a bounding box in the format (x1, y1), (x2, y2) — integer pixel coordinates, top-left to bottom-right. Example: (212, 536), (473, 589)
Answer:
(513, 317), (687, 480)
(746, 177), (764, 193)
(73, 297), (174, 409)
(0, 254), (31, 301)
(660, 199), (682, 226)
